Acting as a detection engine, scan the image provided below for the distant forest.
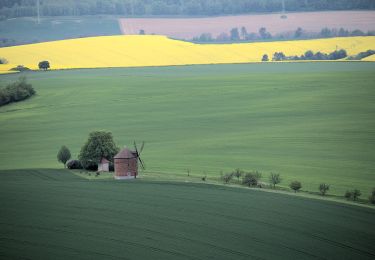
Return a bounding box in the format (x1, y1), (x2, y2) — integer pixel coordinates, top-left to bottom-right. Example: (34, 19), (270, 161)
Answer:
(1, 0), (375, 19)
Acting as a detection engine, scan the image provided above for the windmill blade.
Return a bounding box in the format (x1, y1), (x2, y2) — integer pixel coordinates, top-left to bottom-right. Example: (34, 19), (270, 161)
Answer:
(133, 141), (139, 155)
(139, 141), (145, 154)
(138, 157), (146, 170)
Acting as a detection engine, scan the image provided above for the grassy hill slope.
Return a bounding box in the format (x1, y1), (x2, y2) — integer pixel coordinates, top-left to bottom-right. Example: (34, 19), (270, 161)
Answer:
(0, 35), (374, 73)
(0, 63), (374, 196)
(0, 169), (374, 260)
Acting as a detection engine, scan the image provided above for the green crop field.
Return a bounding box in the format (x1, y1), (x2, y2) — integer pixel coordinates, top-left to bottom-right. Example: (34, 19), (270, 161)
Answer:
(0, 16), (121, 45)
(0, 169), (374, 259)
(0, 63), (375, 197)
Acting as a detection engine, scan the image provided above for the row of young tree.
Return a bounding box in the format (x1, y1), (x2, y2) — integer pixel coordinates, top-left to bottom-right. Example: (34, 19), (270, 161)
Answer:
(219, 168), (375, 204)
(0, 77), (35, 107)
(262, 49), (349, 62)
(2, 0), (375, 19)
(192, 27), (375, 43)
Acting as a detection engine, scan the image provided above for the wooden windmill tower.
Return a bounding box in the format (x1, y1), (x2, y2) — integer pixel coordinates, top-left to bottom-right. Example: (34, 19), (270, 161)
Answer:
(114, 141), (145, 179)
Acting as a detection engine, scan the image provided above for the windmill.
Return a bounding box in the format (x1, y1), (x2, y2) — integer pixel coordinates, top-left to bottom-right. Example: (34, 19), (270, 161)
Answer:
(113, 141), (145, 180)
(133, 141), (146, 178)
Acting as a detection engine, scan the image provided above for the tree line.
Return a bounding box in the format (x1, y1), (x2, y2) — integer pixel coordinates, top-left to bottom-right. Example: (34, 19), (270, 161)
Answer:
(0, 77), (35, 107)
(192, 27), (375, 43)
(1, 0), (375, 19)
(219, 168), (375, 204)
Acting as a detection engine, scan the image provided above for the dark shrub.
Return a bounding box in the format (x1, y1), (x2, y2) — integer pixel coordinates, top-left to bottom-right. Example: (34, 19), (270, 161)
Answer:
(10, 65), (30, 72)
(290, 181), (302, 193)
(345, 190), (352, 200)
(67, 159), (83, 169)
(261, 54), (269, 62)
(242, 171), (261, 187)
(109, 162), (114, 172)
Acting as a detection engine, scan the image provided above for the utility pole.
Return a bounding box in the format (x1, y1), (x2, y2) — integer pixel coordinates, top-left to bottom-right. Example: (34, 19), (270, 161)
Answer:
(36, 0), (40, 24)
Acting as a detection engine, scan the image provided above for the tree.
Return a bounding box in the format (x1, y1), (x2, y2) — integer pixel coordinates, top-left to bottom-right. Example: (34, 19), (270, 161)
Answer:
(294, 27), (303, 38)
(262, 54), (269, 61)
(369, 188), (375, 204)
(319, 183), (330, 196)
(242, 171), (261, 187)
(269, 173), (281, 188)
(290, 181), (302, 193)
(57, 145), (71, 168)
(353, 189), (361, 201)
(139, 29), (145, 35)
(230, 27), (240, 41)
(259, 27), (271, 39)
(78, 131), (119, 169)
(222, 172), (233, 184)
(233, 168), (243, 181)
(240, 26), (248, 39)
(38, 60), (50, 70)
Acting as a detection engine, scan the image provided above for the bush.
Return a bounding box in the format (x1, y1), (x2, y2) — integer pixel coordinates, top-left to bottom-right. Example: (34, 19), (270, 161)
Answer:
(109, 162), (114, 172)
(345, 189), (362, 201)
(353, 189), (361, 200)
(0, 57), (8, 64)
(261, 54), (269, 62)
(344, 190), (352, 200)
(319, 183), (330, 196)
(348, 50), (375, 60)
(0, 77), (35, 107)
(369, 188), (375, 204)
(221, 173), (233, 184)
(290, 181), (302, 193)
(242, 171), (261, 187)
(10, 65), (31, 72)
(67, 159), (83, 169)
(232, 168), (243, 181)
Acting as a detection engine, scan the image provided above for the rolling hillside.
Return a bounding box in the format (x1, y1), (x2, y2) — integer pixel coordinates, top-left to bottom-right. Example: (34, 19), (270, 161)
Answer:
(0, 63), (374, 196)
(1, 169), (374, 260)
(0, 35), (375, 73)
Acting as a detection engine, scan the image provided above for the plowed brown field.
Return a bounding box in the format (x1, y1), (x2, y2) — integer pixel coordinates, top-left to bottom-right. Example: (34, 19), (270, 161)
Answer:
(119, 11), (375, 39)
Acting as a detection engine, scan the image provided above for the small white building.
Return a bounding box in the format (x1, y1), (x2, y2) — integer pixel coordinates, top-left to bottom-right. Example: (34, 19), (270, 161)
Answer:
(98, 158), (109, 172)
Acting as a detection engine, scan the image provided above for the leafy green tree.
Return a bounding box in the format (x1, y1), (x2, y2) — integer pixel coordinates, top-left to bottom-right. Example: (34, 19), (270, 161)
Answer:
(230, 27), (240, 41)
(290, 181), (302, 193)
(78, 131), (119, 169)
(38, 60), (50, 71)
(233, 168), (243, 181)
(242, 171), (261, 187)
(269, 173), (281, 188)
(262, 54), (269, 62)
(57, 145), (71, 168)
(319, 183), (330, 196)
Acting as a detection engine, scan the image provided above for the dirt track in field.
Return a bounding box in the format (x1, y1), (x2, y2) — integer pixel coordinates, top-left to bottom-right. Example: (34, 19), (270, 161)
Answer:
(119, 11), (375, 39)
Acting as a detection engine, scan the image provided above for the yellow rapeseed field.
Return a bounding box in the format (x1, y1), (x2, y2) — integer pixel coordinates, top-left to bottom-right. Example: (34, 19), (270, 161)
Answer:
(0, 35), (374, 73)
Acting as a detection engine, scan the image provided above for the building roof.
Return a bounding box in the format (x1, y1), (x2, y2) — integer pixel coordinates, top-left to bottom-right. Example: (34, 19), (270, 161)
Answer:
(114, 148), (137, 159)
(100, 158), (110, 164)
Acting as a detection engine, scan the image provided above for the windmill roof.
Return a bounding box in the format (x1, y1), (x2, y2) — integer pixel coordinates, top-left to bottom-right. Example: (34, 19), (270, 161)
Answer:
(114, 148), (137, 159)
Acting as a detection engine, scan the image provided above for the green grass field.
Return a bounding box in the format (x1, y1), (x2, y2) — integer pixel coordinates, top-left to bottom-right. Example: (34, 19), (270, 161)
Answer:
(0, 169), (374, 259)
(0, 16), (120, 45)
(0, 63), (375, 197)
